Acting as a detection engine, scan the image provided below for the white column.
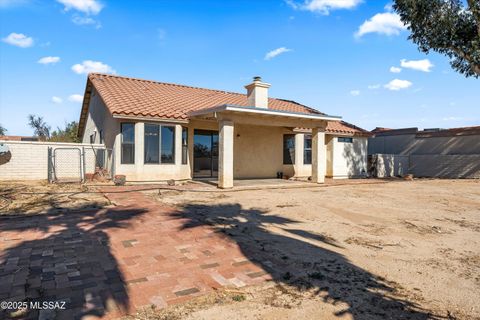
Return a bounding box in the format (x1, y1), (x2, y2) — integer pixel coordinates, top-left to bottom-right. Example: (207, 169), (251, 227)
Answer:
(218, 120), (234, 189)
(174, 124), (182, 166)
(312, 127), (326, 183)
(294, 133), (304, 177)
(135, 122), (144, 174)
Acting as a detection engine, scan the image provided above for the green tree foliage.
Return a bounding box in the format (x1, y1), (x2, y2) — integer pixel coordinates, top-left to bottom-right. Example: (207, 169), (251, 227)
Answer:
(0, 124), (6, 136)
(394, 0), (480, 78)
(28, 114), (51, 140)
(50, 121), (81, 143)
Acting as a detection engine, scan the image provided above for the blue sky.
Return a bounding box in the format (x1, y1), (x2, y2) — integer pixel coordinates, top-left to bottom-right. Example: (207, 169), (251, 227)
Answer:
(1, 0), (478, 136)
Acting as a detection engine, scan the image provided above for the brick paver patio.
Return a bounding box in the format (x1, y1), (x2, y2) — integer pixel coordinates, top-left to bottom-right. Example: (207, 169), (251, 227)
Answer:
(0, 189), (270, 319)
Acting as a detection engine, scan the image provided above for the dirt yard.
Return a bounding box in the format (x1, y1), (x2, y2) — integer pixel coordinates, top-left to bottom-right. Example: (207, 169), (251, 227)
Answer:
(0, 181), (111, 215)
(140, 179), (480, 320)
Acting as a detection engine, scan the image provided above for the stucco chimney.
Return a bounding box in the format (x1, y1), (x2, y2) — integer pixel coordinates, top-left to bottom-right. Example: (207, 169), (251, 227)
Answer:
(245, 76), (271, 109)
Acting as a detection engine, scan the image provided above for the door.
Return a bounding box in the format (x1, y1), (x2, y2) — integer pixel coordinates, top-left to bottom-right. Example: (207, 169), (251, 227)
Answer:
(193, 130), (219, 178)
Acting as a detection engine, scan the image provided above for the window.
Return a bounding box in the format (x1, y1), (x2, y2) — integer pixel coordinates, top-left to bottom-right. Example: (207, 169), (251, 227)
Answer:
(89, 133), (95, 144)
(99, 130), (104, 144)
(143, 124), (175, 164)
(144, 124), (159, 164)
(338, 137), (353, 143)
(304, 134), (312, 164)
(181, 127), (188, 164)
(283, 134), (295, 164)
(121, 123), (135, 164)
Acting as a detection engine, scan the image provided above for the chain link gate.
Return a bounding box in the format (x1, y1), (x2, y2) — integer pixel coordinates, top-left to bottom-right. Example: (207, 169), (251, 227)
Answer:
(48, 146), (112, 183)
(48, 147), (83, 183)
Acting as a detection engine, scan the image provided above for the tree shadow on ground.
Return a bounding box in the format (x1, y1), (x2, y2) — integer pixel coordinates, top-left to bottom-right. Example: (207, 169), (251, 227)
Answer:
(0, 205), (147, 319)
(172, 203), (442, 320)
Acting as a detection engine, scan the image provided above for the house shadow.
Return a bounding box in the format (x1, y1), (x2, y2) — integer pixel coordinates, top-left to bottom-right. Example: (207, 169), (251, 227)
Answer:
(0, 205), (147, 319)
(171, 203), (440, 320)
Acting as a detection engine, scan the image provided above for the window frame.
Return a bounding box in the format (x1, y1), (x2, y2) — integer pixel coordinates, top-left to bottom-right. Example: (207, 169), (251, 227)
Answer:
(143, 123), (176, 165)
(303, 134), (312, 165)
(120, 122), (135, 165)
(283, 134), (295, 165)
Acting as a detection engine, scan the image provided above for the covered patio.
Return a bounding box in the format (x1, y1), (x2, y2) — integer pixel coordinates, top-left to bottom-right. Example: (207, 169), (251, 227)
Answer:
(189, 104), (341, 189)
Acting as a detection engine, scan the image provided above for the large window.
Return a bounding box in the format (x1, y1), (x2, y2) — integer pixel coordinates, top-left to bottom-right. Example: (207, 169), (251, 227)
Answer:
(144, 124), (175, 164)
(121, 123), (135, 164)
(283, 134), (295, 165)
(181, 127), (188, 165)
(304, 134), (312, 165)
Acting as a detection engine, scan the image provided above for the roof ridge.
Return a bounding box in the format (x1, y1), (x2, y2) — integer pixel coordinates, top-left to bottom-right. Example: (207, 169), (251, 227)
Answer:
(88, 72), (248, 97)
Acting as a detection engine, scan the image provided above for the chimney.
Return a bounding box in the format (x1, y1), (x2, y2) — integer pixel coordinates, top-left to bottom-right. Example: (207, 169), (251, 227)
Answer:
(244, 76), (271, 109)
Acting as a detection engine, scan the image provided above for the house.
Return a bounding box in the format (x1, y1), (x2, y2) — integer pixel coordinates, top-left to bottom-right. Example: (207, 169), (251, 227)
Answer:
(78, 74), (371, 188)
(368, 126), (480, 178)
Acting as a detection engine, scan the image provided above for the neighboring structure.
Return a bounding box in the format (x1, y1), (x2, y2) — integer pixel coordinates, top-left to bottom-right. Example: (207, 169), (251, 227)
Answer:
(78, 74), (370, 187)
(369, 126), (480, 178)
(0, 135), (39, 141)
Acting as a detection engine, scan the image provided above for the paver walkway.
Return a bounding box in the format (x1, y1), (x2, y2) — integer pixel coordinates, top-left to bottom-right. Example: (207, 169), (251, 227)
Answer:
(0, 190), (270, 319)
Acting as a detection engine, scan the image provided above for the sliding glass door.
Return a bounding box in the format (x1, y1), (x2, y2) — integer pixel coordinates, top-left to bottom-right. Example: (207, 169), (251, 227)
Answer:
(193, 130), (218, 178)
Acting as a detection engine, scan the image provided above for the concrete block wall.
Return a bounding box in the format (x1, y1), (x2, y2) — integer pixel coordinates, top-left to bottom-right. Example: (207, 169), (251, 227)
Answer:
(410, 155), (480, 178)
(0, 140), (106, 181)
(373, 154), (409, 178)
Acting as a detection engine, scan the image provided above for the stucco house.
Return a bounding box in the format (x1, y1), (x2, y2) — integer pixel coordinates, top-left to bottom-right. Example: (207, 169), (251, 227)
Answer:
(78, 74), (370, 188)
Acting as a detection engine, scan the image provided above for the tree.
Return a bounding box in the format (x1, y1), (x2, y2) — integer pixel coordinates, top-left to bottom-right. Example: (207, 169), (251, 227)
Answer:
(50, 121), (81, 143)
(28, 114), (51, 140)
(394, 0), (480, 78)
(0, 124), (6, 136)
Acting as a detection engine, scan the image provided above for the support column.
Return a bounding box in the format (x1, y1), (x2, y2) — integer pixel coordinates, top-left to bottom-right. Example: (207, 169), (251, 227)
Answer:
(218, 120), (234, 189)
(293, 133), (304, 177)
(312, 127), (326, 183)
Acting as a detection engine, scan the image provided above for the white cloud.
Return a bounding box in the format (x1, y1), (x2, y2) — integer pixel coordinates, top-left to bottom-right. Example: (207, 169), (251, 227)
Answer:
(390, 66), (401, 73)
(2, 32), (33, 48)
(264, 47), (292, 60)
(72, 15), (101, 28)
(71, 60), (116, 74)
(400, 59), (434, 72)
(56, 0), (102, 15)
(51, 96), (63, 104)
(384, 79), (412, 91)
(367, 84), (381, 89)
(287, 0), (362, 15)
(68, 94), (83, 102)
(355, 12), (406, 38)
(38, 56), (60, 65)
(350, 90), (360, 96)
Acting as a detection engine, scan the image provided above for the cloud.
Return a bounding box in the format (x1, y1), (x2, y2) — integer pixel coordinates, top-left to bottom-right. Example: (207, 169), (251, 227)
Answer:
(38, 56), (60, 65)
(56, 0), (102, 15)
(72, 15), (101, 28)
(390, 66), (401, 73)
(71, 60), (116, 74)
(355, 12), (406, 38)
(350, 90), (360, 96)
(2, 32), (33, 48)
(367, 84), (381, 89)
(264, 47), (292, 60)
(68, 94), (83, 102)
(400, 59), (434, 72)
(384, 79), (412, 91)
(51, 96), (63, 104)
(287, 0), (362, 15)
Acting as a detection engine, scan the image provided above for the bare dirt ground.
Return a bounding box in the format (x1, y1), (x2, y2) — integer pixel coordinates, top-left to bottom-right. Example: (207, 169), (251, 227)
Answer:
(0, 181), (111, 215)
(138, 179), (480, 320)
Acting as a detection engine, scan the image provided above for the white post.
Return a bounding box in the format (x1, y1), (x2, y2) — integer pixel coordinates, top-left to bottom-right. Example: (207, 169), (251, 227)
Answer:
(312, 127), (326, 183)
(218, 120), (234, 188)
(294, 133), (304, 177)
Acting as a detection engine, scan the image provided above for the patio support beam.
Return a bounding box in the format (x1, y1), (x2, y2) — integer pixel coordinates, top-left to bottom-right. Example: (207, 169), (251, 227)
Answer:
(218, 120), (234, 188)
(311, 127), (326, 183)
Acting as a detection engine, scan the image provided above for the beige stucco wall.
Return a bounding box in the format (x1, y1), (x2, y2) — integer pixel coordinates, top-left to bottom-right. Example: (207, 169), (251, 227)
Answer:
(328, 136), (368, 179)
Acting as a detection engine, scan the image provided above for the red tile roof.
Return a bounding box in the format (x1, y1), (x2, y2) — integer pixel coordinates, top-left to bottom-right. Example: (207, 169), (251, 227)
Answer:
(79, 73), (369, 136)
